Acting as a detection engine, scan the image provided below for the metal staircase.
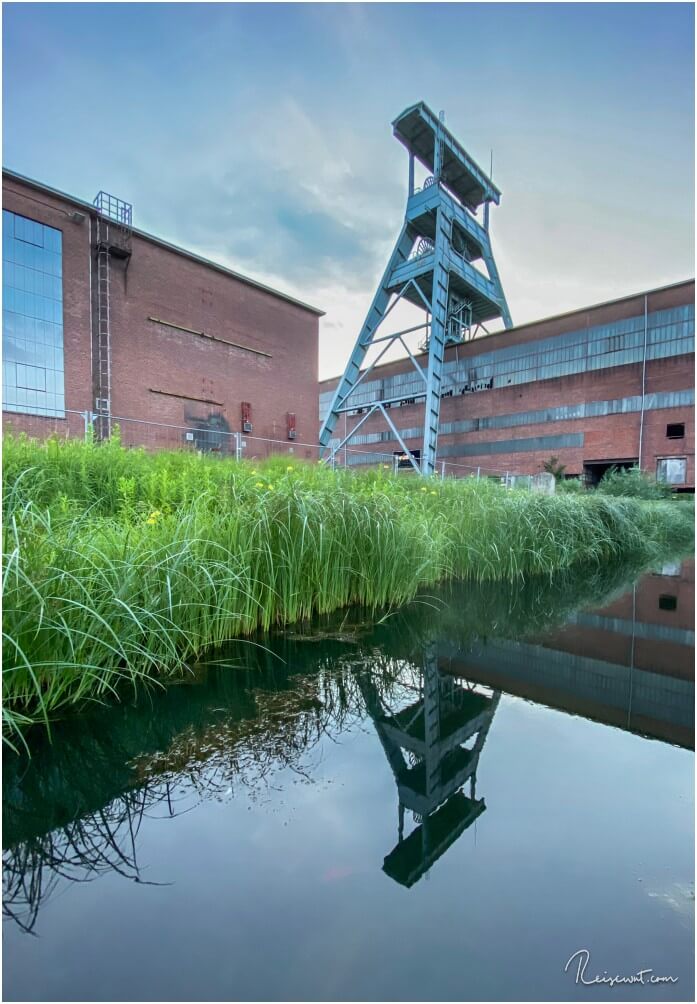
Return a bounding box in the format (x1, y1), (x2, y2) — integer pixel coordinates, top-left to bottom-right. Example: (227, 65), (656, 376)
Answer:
(319, 102), (512, 476)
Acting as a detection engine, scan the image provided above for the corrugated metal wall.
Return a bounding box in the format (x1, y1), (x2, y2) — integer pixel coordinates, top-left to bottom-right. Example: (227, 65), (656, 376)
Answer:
(319, 304), (694, 420)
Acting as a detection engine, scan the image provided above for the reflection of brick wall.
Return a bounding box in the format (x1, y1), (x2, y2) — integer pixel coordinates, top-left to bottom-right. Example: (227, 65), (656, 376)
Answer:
(320, 281), (694, 483)
(635, 558), (694, 629)
(574, 559), (694, 629)
(441, 562), (694, 748)
(537, 560), (694, 680)
(441, 657), (694, 750)
(2, 173), (321, 454)
(540, 627), (693, 681)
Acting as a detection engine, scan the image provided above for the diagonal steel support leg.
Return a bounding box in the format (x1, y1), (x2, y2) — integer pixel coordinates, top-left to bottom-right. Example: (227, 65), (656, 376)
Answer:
(481, 235), (512, 329)
(377, 404), (421, 473)
(319, 224), (416, 452)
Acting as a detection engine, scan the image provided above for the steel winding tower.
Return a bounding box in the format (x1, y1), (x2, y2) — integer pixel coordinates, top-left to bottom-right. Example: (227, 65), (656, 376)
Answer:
(319, 102), (512, 475)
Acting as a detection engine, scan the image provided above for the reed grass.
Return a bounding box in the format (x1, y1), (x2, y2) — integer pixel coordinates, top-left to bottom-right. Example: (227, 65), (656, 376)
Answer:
(3, 433), (694, 745)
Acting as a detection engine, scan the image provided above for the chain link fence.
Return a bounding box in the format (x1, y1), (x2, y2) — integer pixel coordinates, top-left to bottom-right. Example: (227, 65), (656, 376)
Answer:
(3, 407), (525, 483)
(3, 407), (90, 441)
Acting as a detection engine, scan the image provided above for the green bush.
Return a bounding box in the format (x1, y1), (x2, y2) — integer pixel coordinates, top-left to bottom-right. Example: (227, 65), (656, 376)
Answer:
(542, 456), (567, 481)
(597, 466), (674, 500)
(557, 478), (585, 494)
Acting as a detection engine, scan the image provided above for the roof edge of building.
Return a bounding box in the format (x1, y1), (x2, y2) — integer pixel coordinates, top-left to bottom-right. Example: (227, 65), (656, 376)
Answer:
(320, 277), (696, 385)
(2, 168), (325, 318)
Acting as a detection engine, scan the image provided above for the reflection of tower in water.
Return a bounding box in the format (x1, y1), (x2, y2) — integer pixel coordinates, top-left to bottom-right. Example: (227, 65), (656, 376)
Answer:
(360, 642), (500, 887)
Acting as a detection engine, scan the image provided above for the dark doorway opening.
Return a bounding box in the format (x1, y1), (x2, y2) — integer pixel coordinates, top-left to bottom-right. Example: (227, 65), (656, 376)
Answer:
(583, 458), (638, 488)
(394, 449), (421, 470)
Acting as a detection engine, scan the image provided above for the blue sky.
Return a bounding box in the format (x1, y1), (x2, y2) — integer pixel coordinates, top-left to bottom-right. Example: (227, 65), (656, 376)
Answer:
(3, 3), (694, 377)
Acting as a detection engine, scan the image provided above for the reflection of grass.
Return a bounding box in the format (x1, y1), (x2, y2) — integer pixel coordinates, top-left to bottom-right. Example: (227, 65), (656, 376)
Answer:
(1, 654), (402, 931)
(3, 433), (694, 744)
(379, 558), (664, 650)
(3, 782), (162, 935)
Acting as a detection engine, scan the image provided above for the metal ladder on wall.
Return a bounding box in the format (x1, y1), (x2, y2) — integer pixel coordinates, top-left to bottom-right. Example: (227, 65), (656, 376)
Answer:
(92, 191), (133, 441)
(95, 220), (112, 439)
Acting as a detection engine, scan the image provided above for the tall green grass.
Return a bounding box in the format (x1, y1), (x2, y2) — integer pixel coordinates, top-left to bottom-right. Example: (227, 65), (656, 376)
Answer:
(3, 433), (694, 744)
(596, 465), (675, 500)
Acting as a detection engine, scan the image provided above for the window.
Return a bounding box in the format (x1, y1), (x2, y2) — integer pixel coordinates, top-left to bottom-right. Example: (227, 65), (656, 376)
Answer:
(666, 423), (685, 439)
(659, 561), (681, 577)
(658, 594), (677, 612)
(2, 210), (64, 417)
(656, 457), (687, 485)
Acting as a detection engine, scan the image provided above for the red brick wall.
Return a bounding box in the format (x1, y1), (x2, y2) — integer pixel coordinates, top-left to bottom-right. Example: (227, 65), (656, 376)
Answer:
(2, 174), (320, 457)
(106, 231), (319, 456)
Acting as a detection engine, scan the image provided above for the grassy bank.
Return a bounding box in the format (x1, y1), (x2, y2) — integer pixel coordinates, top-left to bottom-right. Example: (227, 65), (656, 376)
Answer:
(3, 433), (694, 744)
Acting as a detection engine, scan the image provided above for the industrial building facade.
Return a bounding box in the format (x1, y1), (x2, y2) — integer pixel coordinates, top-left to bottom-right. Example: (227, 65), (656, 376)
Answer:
(320, 279), (695, 488)
(2, 170), (322, 455)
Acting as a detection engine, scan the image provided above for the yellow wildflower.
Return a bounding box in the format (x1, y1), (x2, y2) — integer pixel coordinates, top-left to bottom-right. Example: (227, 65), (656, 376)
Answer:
(267, 484), (275, 490)
(286, 465), (294, 472)
(420, 487), (428, 492)
(430, 490), (437, 495)
(255, 481), (264, 488)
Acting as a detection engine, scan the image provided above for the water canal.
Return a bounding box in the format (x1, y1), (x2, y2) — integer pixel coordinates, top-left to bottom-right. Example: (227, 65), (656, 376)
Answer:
(3, 559), (694, 1002)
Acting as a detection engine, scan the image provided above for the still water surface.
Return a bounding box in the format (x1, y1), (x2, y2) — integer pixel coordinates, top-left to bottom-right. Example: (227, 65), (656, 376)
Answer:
(3, 560), (694, 1002)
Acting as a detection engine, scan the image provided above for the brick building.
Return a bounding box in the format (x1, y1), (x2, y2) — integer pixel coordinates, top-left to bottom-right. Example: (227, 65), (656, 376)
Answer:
(320, 279), (695, 488)
(2, 170), (322, 456)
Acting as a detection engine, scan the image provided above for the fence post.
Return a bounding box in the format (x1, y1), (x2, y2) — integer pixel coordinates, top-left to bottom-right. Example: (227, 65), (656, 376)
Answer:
(83, 411), (92, 442)
(476, 466), (480, 480)
(234, 432), (241, 462)
(441, 461), (445, 480)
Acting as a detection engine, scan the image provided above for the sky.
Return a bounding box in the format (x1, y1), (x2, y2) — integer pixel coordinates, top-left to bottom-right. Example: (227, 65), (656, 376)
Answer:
(3, 2), (694, 378)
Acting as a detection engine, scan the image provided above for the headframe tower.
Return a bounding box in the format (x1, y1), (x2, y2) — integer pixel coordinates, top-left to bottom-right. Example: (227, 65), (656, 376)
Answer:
(319, 102), (512, 476)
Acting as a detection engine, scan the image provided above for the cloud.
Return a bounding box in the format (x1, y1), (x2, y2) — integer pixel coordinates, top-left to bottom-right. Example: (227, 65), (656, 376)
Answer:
(122, 94), (405, 293)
